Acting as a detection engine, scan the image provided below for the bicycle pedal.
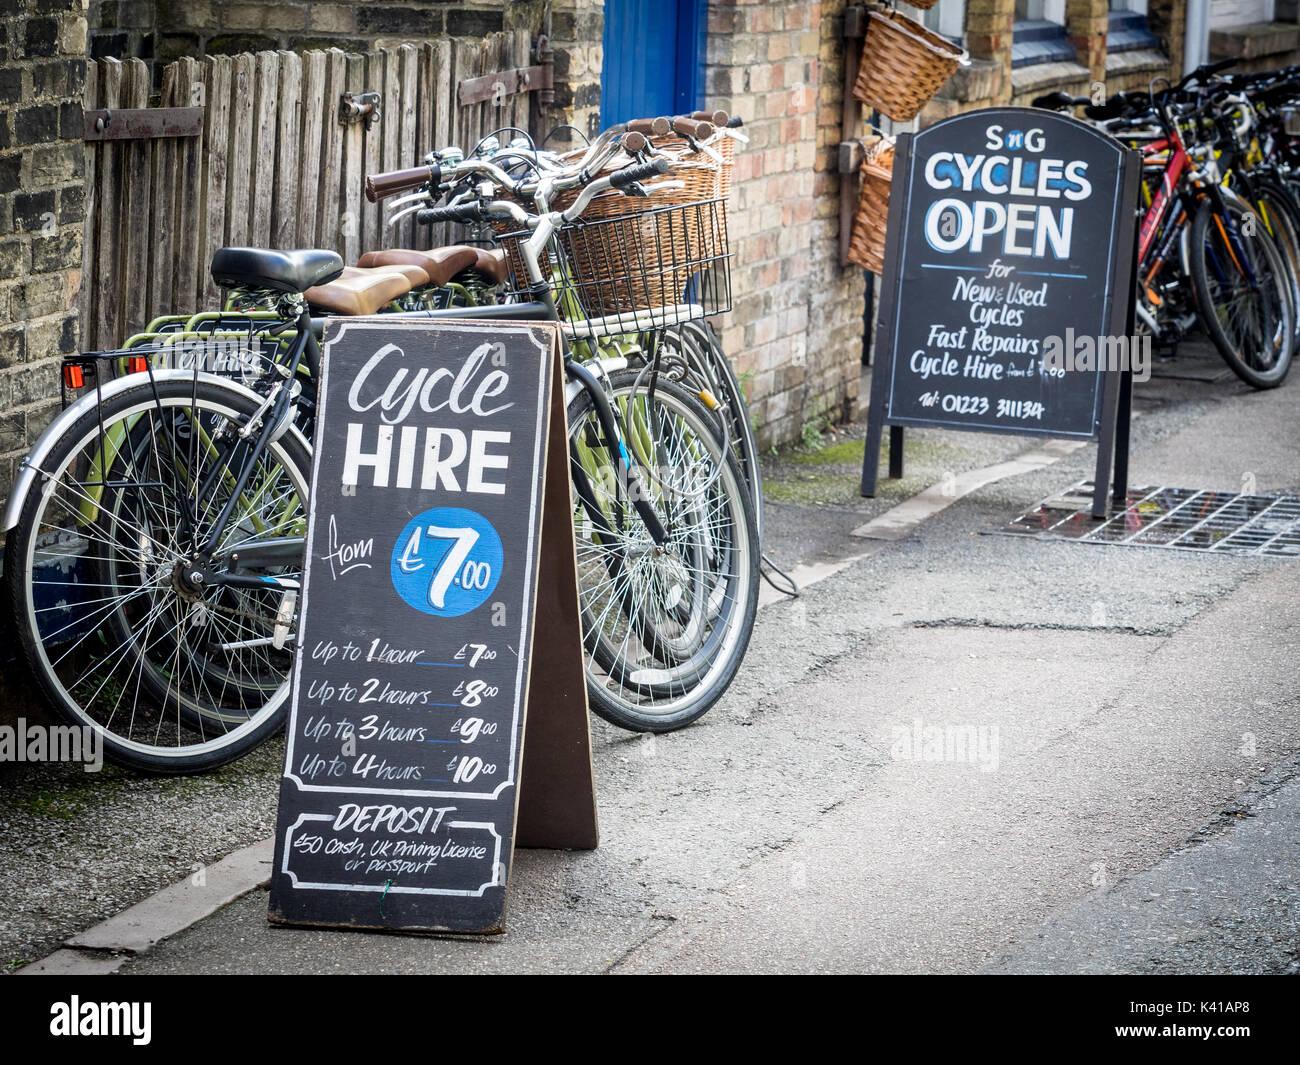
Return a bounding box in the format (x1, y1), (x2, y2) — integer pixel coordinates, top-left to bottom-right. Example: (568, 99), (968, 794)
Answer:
(274, 590), (298, 650)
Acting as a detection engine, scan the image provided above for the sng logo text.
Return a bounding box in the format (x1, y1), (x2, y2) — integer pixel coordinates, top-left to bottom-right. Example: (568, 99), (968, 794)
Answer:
(49, 997), (151, 1045)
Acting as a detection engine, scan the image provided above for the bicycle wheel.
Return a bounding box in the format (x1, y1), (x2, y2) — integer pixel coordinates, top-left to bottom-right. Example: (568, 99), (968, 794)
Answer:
(1246, 179), (1300, 347)
(1189, 197), (1295, 388)
(568, 371), (759, 732)
(5, 377), (309, 773)
(658, 321), (765, 539)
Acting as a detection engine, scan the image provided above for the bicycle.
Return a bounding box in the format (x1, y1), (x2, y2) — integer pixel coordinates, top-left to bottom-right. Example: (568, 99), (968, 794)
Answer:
(1035, 61), (1298, 388)
(4, 125), (759, 771)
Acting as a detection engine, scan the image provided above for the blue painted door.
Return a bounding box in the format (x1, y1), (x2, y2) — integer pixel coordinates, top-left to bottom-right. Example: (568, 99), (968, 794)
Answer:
(600, 0), (705, 128)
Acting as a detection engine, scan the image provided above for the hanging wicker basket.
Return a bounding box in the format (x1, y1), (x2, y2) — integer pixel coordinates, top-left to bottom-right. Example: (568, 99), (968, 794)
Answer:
(853, 10), (967, 122)
(847, 138), (895, 276)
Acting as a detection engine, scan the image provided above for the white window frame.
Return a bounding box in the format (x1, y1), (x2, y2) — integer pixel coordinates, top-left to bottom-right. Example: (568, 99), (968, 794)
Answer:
(914, 0), (967, 41)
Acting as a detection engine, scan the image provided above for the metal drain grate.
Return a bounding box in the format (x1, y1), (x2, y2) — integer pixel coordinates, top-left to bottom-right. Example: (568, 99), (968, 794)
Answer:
(996, 481), (1300, 556)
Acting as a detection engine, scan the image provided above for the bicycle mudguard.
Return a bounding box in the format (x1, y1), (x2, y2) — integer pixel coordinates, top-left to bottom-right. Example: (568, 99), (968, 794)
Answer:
(564, 355), (629, 408)
(3, 370), (309, 532)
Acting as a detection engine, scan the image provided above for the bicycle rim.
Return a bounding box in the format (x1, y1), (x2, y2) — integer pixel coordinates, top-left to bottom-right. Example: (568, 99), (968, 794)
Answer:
(568, 372), (759, 730)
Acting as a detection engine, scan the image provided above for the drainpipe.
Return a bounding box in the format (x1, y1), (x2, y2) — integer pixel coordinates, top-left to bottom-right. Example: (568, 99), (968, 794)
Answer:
(1184, 0), (1209, 76)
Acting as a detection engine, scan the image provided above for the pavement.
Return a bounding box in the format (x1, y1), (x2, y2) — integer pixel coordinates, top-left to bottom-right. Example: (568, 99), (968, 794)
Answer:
(4, 337), (1300, 975)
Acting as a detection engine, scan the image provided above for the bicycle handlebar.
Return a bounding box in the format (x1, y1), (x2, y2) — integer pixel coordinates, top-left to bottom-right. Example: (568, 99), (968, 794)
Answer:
(415, 202), (486, 226)
(691, 109), (729, 126)
(608, 156), (671, 189)
(671, 117), (714, 140)
(365, 162), (441, 203)
(627, 117), (671, 136)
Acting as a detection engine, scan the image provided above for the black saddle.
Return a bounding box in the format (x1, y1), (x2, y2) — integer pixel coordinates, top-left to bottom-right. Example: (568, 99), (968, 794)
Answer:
(210, 247), (344, 294)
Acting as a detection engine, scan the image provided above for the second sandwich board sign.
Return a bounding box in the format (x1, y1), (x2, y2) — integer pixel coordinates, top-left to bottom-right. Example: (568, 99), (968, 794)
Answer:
(861, 108), (1142, 516)
(269, 317), (596, 935)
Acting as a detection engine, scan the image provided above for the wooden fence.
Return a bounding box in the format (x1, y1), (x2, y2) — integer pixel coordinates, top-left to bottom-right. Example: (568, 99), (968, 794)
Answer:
(81, 33), (535, 351)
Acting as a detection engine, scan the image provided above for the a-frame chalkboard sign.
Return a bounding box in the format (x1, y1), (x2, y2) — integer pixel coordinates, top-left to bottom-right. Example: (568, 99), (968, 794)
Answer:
(269, 318), (597, 936)
(860, 108), (1142, 518)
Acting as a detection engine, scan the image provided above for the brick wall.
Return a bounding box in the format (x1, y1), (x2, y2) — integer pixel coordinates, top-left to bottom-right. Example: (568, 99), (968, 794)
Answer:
(706, 0), (863, 449)
(0, 0), (86, 500)
(547, 0), (602, 143)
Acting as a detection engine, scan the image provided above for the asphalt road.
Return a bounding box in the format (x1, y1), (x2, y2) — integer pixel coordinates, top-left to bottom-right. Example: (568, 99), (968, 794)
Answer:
(3, 339), (1298, 974)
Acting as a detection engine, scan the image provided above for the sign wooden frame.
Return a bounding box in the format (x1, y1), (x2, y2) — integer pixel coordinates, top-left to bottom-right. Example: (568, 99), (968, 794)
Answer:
(269, 318), (596, 936)
(860, 108), (1142, 518)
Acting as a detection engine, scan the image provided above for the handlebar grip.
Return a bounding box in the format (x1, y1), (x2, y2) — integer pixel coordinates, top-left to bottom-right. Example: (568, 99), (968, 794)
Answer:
(623, 130), (649, 154)
(365, 163), (440, 203)
(608, 156), (671, 190)
(415, 202), (485, 225)
(627, 117), (671, 136)
(691, 109), (729, 126)
(671, 117), (714, 140)
(725, 114), (744, 128)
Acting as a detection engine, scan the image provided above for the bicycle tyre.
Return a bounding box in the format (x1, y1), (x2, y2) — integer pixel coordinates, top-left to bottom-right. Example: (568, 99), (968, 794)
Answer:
(1189, 197), (1295, 388)
(1250, 179), (1300, 346)
(567, 371), (760, 732)
(5, 377), (310, 773)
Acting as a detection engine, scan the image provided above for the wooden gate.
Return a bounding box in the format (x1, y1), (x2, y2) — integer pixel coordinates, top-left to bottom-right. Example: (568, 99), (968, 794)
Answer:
(81, 32), (544, 351)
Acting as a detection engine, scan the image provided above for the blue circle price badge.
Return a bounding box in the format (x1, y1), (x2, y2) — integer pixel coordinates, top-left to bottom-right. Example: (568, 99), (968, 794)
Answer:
(390, 507), (504, 617)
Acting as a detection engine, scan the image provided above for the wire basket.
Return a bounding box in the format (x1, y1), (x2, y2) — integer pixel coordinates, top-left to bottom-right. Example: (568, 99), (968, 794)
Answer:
(497, 198), (731, 336)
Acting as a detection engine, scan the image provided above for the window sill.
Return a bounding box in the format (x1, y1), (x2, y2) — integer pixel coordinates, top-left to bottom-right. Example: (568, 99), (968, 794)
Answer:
(1010, 60), (1091, 96)
(1208, 21), (1300, 60)
(934, 58), (1004, 103)
(1105, 48), (1170, 77)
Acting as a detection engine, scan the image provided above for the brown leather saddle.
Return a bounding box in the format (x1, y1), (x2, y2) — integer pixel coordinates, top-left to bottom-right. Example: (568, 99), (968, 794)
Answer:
(359, 245), (510, 286)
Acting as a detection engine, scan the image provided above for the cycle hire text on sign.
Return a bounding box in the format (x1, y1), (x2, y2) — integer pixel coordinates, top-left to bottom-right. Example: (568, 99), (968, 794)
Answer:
(270, 317), (595, 935)
(861, 108), (1141, 516)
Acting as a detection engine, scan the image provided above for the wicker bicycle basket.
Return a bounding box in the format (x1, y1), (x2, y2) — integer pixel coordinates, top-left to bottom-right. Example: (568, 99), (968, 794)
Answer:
(495, 197), (731, 334)
(645, 133), (735, 199)
(853, 9), (967, 121)
(847, 138), (895, 276)
(490, 146), (725, 282)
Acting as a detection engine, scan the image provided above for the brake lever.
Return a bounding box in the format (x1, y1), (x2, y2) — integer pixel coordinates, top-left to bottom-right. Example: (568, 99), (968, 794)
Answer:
(385, 203), (427, 229)
(387, 191), (434, 209)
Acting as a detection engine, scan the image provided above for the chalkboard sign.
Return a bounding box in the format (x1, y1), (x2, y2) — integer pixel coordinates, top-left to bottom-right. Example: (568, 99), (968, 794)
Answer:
(269, 317), (595, 935)
(861, 108), (1141, 514)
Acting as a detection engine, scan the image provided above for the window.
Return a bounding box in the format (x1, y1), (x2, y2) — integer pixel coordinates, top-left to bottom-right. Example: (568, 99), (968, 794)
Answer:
(1208, 0), (1275, 29)
(1016, 0), (1067, 22)
(897, 1), (965, 43)
(924, 0), (967, 43)
(1108, 3), (1162, 54)
(1012, 0), (1077, 67)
